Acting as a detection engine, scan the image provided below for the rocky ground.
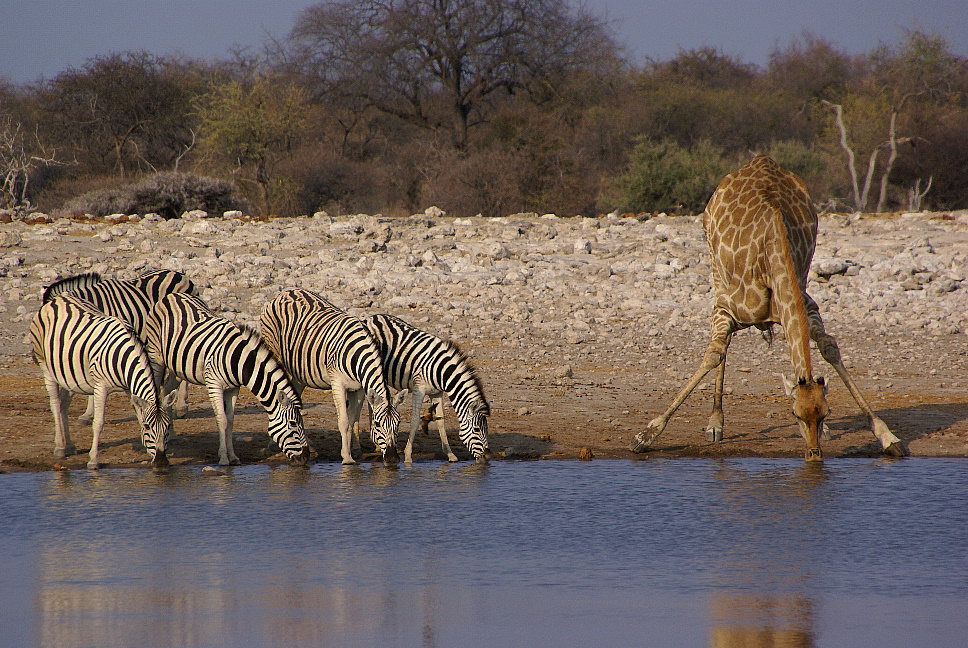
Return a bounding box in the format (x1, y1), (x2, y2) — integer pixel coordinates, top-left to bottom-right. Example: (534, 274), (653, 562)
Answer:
(1, 206), (967, 471)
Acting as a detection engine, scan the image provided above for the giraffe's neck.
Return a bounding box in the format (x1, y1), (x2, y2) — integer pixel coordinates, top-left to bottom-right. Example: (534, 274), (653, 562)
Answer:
(770, 219), (815, 381)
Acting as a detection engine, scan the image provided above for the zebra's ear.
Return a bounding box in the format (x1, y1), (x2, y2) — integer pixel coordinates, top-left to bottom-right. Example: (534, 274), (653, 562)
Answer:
(162, 390), (179, 410)
(129, 395), (150, 423)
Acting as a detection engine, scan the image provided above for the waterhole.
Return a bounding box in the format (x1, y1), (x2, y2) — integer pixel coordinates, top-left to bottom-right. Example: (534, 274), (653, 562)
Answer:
(1, 458), (965, 647)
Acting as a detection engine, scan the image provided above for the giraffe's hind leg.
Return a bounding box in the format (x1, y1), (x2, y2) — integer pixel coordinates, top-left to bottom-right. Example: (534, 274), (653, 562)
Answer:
(705, 354), (727, 442)
(806, 302), (907, 456)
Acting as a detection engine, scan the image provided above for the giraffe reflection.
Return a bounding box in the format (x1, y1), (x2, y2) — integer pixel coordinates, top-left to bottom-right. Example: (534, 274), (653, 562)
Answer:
(710, 593), (815, 648)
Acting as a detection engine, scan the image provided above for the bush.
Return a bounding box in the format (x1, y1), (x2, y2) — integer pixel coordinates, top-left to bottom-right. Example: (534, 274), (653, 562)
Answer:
(60, 172), (247, 219)
(608, 139), (733, 214)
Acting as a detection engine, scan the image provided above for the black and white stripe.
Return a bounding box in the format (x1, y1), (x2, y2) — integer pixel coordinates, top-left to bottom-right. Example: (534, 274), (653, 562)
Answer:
(131, 269), (200, 302)
(29, 294), (172, 469)
(43, 270), (200, 420)
(364, 313), (490, 463)
(143, 292), (310, 466)
(260, 289), (400, 465)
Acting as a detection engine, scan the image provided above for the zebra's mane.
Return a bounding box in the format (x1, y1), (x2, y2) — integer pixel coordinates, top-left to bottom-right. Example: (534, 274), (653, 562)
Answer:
(42, 272), (103, 303)
(234, 321), (302, 407)
(443, 337), (488, 404)
(236, 322), (264, 342)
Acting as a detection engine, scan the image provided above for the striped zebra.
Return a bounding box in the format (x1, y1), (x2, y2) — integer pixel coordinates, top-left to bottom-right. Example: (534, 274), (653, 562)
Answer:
(143, 292), (311, 466)
(42, 270), (200, 420)
(364, 313), (490, 464)
(29, 294), (173, 469)
(260, 289), (400, 465)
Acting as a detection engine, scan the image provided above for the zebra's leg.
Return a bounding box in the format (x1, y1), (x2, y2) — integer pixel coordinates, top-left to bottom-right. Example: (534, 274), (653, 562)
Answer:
(79, 395), (95, 424)
(405, 390), (426, 464)
(44, 374), (75, 458)
(431, 396), (457, 462)
(346, 389), (366, 458)
(209, 385), (241, 466)
(331, 383), (356, 465)
(87, 385), (109, 470)
(173, 377), (189, 419)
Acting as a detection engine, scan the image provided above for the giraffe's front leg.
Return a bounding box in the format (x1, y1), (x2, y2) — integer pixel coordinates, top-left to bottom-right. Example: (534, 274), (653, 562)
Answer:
(807, 307), (907, 457)
(631, 310), (736, 452)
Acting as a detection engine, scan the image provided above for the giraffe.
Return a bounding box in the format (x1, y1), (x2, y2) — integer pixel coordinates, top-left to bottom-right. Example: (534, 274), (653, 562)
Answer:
(630, 155), (906, 461)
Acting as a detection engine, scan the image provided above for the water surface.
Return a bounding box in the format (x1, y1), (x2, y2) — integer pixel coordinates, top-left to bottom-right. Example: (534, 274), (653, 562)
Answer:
(1, 458), (965, 647)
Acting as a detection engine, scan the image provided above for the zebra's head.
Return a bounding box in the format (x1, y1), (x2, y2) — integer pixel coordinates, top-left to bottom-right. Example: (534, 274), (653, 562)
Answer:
(370, 399), (401, 464)
(268, 394), (311, 466)
(458, 399), (491, 464)
(133, 396), (174, 468)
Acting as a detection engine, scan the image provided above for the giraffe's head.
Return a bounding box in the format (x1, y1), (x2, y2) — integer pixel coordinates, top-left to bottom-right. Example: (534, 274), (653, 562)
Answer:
(782, 375), (829, 462)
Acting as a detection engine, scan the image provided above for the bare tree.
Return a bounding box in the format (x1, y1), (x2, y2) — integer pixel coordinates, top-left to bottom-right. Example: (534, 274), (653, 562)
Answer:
(821, 31), (965, 212)
(0, 116), (68, 214)
(285, 0), (613, 150)
(40, 52), (200, 177)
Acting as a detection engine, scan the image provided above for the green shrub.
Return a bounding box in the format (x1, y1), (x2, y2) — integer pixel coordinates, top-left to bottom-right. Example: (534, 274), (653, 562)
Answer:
(608, 139), (733, 214)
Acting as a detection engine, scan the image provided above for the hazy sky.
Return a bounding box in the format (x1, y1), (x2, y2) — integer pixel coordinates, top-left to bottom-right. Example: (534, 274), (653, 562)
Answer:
(4, 0), (966, 84)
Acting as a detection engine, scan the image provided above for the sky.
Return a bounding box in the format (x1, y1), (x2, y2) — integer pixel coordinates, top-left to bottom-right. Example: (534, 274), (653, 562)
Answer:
(3, 0), (966, 85)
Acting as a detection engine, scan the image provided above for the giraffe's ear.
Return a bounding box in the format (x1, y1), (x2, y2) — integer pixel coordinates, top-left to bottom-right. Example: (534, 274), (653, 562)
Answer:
(817, 375), (829, 395)
(780, 374), (796, 396)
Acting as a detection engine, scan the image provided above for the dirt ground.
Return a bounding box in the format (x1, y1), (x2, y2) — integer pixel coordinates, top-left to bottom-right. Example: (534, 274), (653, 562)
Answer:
(3, 320), (966, 471)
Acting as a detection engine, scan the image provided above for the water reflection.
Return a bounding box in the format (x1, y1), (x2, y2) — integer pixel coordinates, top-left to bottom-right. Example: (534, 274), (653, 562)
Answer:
(4, 460), (966, 647)
(710, 593), (815, 648)
(706, 462), (830, 648)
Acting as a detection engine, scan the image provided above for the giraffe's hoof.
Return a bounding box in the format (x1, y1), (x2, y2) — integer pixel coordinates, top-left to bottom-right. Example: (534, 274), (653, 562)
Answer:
(883, 441), (909, 458)
(629, 432), (651, 453)
(705, 427), (723, 443)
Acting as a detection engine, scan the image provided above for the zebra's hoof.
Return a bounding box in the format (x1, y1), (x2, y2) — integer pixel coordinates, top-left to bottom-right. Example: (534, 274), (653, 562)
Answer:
(341, 458), (357, 465)
(447, 454), (459, 463)
(78, 415), (93, 425)
(86, 461), (100, 470)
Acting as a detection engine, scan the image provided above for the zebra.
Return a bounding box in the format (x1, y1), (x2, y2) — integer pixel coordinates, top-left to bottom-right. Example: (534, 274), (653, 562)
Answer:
(260, 288), (400, 465)
(364, 313), (490, 464)
(143, 292), (311, 466)
(29, 294), (173, 469)
(42, 270), (200, 421)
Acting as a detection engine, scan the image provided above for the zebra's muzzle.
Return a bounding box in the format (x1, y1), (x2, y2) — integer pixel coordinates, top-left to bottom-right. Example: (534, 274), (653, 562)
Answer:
(383, 445), (400, 464)
(475, 450), (491, 464)
(152, 450), (170, 468)
(289, 447), (311, 466)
